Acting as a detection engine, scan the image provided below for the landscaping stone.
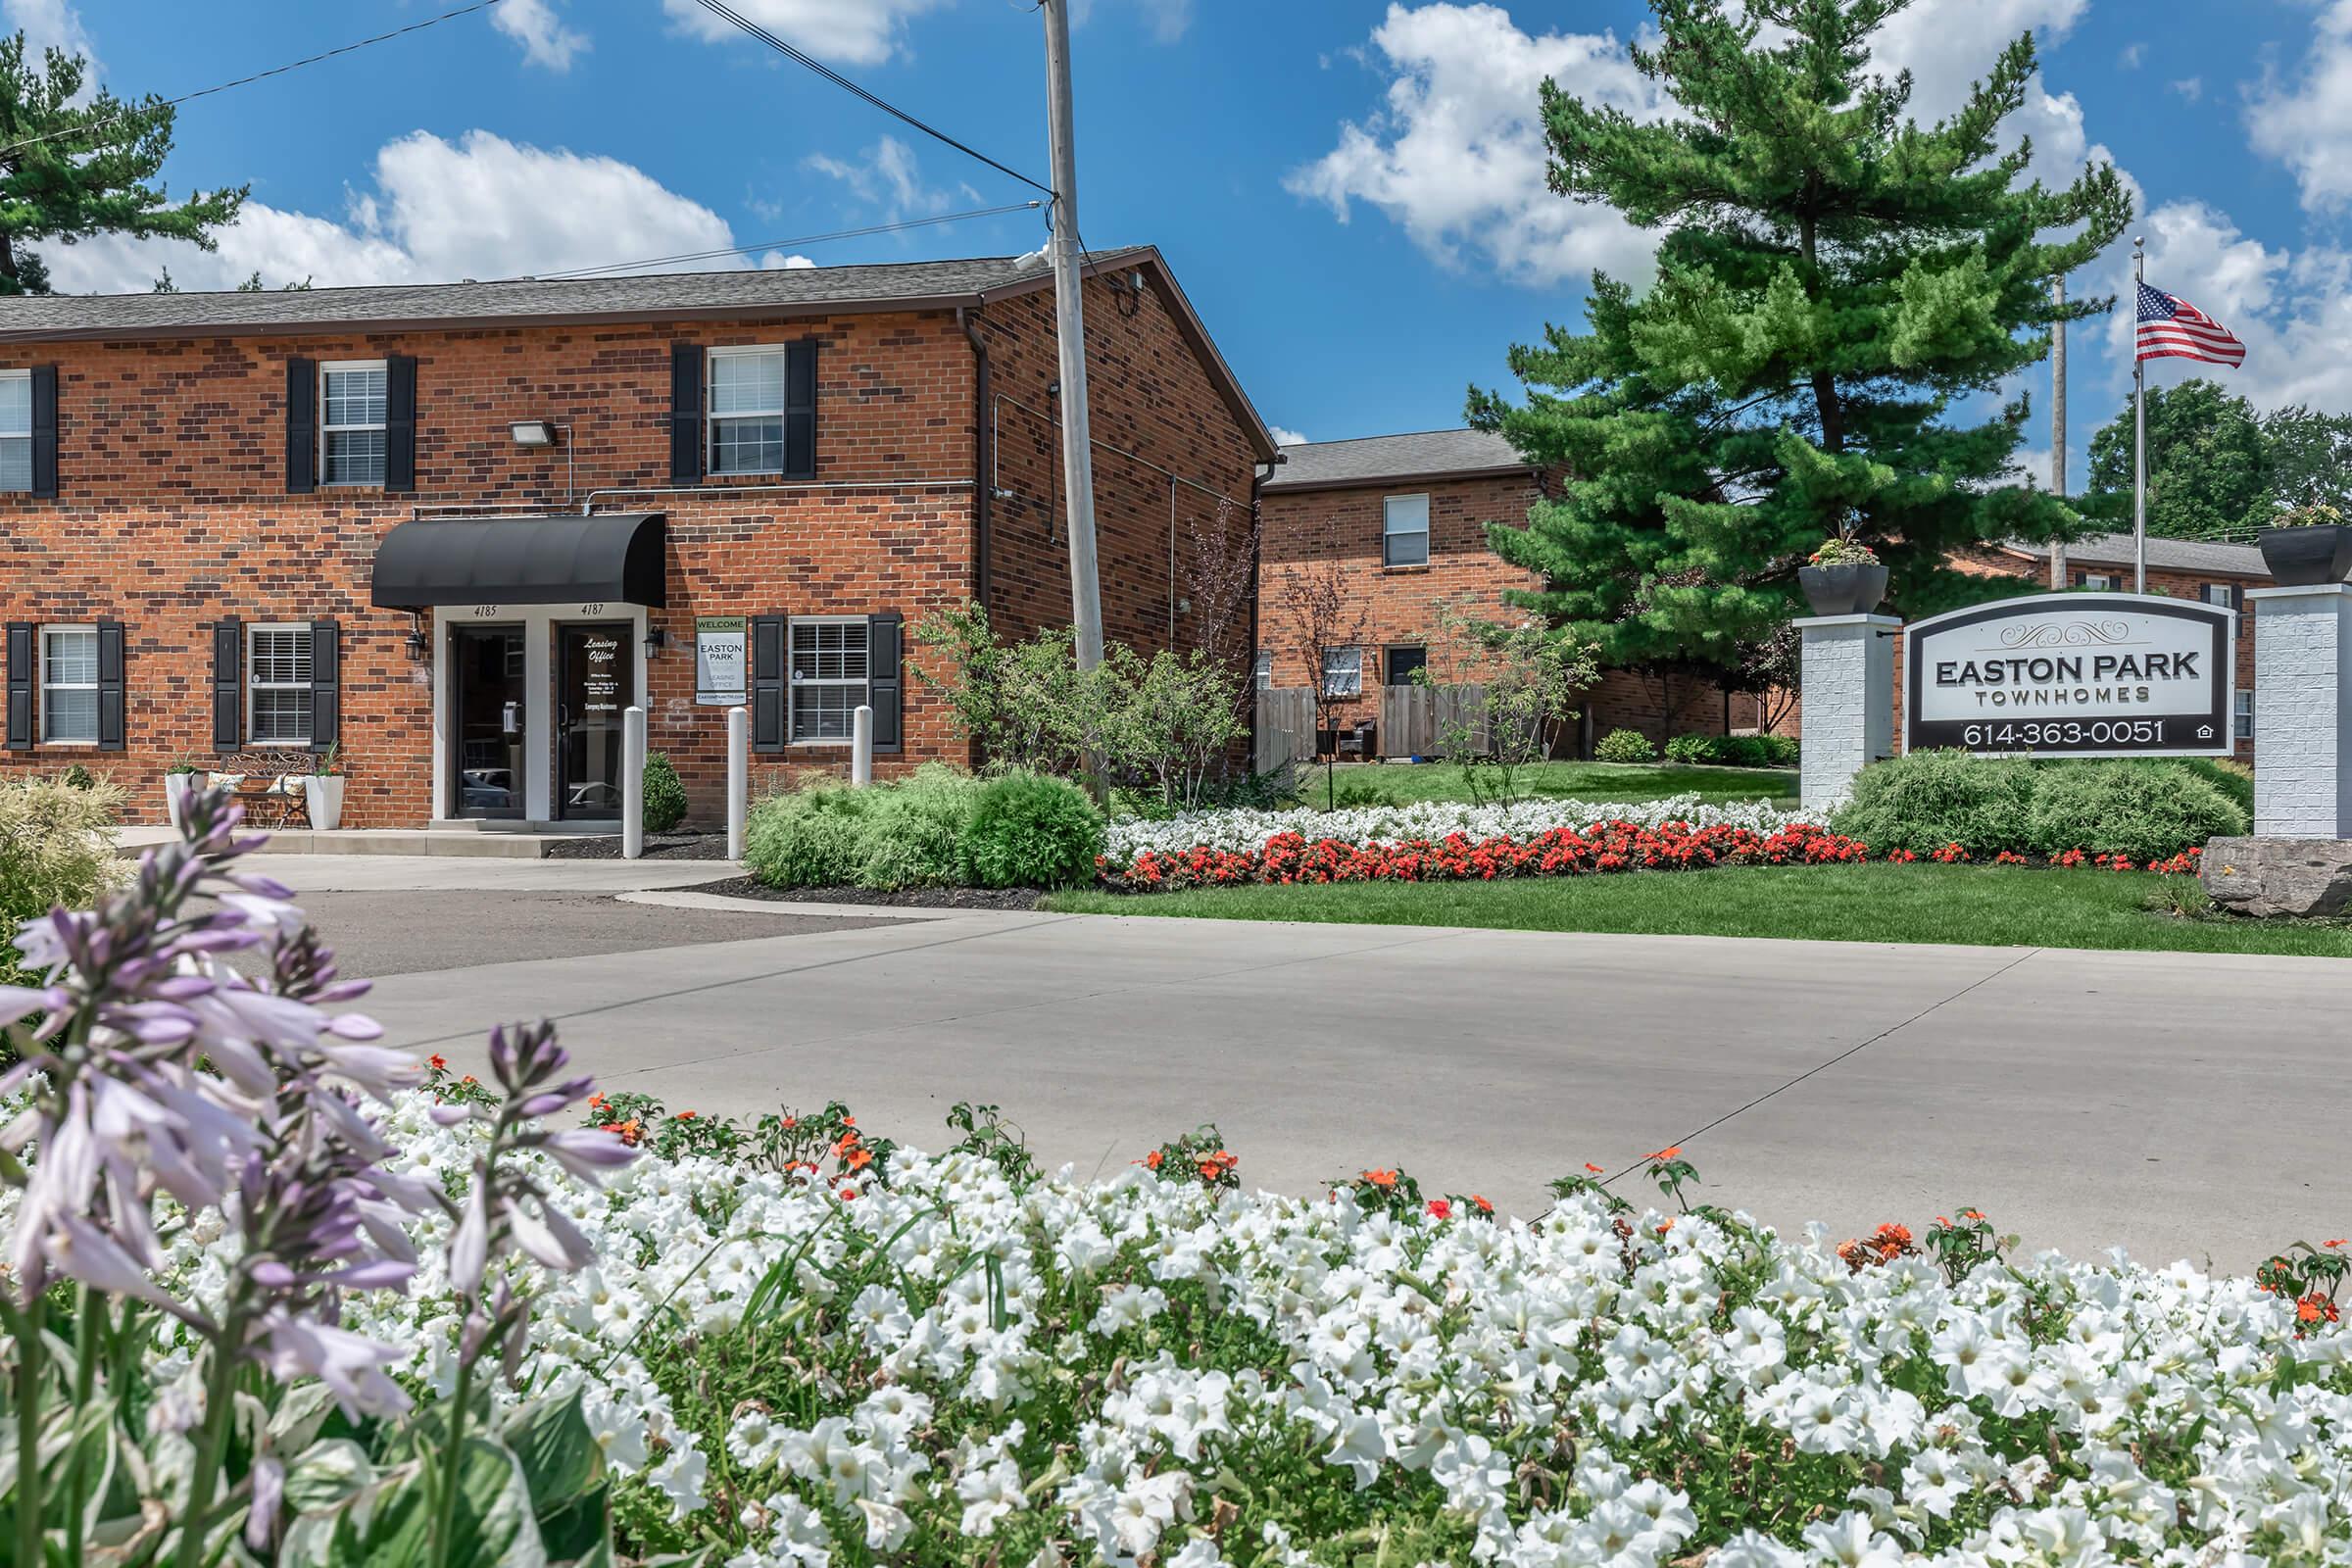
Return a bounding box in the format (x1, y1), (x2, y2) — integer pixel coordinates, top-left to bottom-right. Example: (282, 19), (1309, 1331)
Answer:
(2200, 835), (2352, 917)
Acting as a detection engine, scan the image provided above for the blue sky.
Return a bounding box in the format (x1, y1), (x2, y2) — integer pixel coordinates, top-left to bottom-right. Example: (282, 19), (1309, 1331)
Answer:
(24, 0), (2352, 482)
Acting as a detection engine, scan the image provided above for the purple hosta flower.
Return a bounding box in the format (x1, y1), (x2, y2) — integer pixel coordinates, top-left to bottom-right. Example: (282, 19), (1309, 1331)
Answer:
(256, 1307), (412, 1418)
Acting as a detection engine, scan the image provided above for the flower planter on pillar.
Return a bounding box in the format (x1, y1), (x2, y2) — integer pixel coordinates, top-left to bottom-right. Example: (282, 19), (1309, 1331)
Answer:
(2257, 525), (2352, 588)
(1797, 563), (1889, 616)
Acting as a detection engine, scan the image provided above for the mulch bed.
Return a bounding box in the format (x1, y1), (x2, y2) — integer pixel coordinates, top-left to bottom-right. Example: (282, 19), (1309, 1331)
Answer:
(684, 875), (1046, 911)
(545, 831), (734, 861)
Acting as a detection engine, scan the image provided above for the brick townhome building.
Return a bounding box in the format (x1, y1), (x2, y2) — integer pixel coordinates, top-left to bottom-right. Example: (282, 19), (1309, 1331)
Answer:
(0, 247), (1274, 826)
(1257, 428), (1746, 754)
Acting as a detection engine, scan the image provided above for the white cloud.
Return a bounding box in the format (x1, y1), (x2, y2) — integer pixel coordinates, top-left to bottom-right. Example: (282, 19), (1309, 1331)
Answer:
(1864, 0), (2085, 122)
(2117, 41), (2145, 70)
(4, 0), (95, 73)
(1286, 3), (1669, 287)
(661, 0), (948, 68)
(803, 135), (974, 221)
(2246, 0), (2352, 213)
(43, 130), (740, 293)
(2170, 76), (2202, 103)
(1268, 425), (1309, 447)
(493, 0), (589, 72)
(1071, 0), (1194, 43)
(760, 252), (818, 270)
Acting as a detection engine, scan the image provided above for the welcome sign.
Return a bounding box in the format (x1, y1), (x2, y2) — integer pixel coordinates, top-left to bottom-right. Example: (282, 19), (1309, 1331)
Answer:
(1903, 592), (2235, 758)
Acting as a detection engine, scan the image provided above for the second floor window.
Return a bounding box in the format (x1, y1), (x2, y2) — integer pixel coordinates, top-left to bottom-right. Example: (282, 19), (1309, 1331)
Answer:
(710, 348), (787, 476)
(1384, 493), (1430, 567)
(320, 362), (387, 485)
(0, 370), (28, 492)
(249, 624), (314, 745)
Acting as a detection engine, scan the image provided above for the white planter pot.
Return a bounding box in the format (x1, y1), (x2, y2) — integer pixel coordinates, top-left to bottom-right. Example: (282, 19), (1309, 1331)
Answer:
(301, 774), (345, 831)
(164, 773), (195, 832)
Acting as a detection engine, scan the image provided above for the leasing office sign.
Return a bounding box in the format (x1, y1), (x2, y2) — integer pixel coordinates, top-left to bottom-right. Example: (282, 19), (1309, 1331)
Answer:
(1903, 592), (2235, 758)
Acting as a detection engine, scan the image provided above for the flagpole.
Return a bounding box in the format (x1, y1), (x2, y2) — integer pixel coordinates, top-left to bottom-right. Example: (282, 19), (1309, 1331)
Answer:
(2132, 235), (2147, 595)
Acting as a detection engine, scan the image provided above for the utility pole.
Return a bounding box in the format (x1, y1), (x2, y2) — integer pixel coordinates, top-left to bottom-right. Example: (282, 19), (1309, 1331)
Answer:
(2050, 274), (2067, 590)
(1041, 0), (1104, 678)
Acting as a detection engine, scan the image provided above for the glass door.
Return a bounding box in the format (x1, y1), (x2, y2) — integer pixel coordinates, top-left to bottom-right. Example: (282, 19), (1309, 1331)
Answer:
(557, 623), (633, 820)
(450, 625), (526, 819)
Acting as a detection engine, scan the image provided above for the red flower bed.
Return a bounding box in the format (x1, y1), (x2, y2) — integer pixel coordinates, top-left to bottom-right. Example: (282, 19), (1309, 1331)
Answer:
(1096, 825), (2208, 892)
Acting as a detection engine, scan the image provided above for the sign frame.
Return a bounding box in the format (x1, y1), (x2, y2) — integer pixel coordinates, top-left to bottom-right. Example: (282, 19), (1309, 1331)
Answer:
(694, 614), (749, 707)
(1902, 591), (2236, 760)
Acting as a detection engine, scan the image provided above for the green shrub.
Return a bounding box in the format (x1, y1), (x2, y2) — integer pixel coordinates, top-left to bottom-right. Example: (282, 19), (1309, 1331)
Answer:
(642, 752), (689, 834)
(744, 781), (871, 889)
(1662, 734), (1716, 764)
(1664, 733), (1797, 768)
(2177, 756), (2254, 817)
(1830, 750), (2038, 856)
(0, 774), (127, 984)
(2023, 760), (2248, 860)
(1594, 728), (1656, 763)
(1758, 734), (1800, 767)
(957, 771), (1104, 889)
(854, 764), (980, 890)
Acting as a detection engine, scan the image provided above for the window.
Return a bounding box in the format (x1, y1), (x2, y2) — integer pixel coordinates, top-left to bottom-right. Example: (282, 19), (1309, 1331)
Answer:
(2236, 690), (2255, 741)
(2080, 571), (2118, 592)
(709, 348), (786, 476)
(319, 362), (387, 485)
(790, 617), (868, 742)
(2204, 583), (2239, 610)
(1321, 647), (1362, 699)
(1252, 649), (1272, 690)
(248, 624), (313, 745)
(0, 369), (28, 492)
(39, 624), (95, 743)
(1383, 493), (1430, 568)
(1386, 645), (1428, 686)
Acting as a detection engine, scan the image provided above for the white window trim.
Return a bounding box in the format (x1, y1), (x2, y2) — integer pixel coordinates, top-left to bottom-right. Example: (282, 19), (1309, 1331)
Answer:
(38, 622), (96, 746)
(1322, 646), (1363, 700)
(2081, 572), (2118, 592)
(247, 621), (314, 747)
(708, 344), (788, 478)
(1383, 493), (1430, 568)
(1252, 649), (1273, 690)
(2204, 583), (2237, 609)
(787, 613), (868, 746)
(318, 359), (387, 487)
(2235, 690), (2255, 741)
(0, 368), (29, 496)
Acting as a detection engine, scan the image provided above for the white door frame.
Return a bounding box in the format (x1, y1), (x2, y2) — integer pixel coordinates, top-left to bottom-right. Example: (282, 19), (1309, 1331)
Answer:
(431, 601), (649, 824)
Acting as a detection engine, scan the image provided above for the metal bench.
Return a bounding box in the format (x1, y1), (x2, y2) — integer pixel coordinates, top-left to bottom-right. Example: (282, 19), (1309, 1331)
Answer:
(206, 752), (316, 830)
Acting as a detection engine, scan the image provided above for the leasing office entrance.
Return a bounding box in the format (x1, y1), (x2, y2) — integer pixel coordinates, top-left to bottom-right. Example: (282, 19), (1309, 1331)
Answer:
(370, 513), (665, 826)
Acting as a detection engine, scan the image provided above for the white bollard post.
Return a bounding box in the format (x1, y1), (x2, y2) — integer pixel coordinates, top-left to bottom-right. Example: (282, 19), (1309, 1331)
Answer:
(621, 705), (646, 859)
(726, 705), (749, 860)
(2249, 584), (2352, 837)
(1794, 612), (1900, 813)
(852, 703), (874, 786)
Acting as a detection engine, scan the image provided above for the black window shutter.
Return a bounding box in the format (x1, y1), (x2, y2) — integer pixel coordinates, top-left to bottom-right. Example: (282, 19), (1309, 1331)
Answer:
(2070, 569), (2084, 588)
(5, 622), (29, 750)
(669, 343), (704, 483)
(29, 365), (57, 498)
(784, 339), (818, 480)
(96, 618), (123, 752)
(751, 613), (786, 752)
(2233, 583), (2246, 612)
(309, 617), (340, 752)
(866, 611), (903, 752)
(383, 355), (416, 493)
(285, 357), (316, 494)
(212, 618), (243, 750)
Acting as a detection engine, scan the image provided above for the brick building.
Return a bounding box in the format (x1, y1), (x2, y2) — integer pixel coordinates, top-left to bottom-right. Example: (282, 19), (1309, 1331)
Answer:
(1256, 428), (1748, 755)
(0, 247), (1275, 826)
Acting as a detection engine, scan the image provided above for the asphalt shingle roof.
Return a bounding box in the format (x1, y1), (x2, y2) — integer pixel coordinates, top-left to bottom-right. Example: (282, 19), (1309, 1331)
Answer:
(1263, 428), (1529, 491)
(2009, 531), (2268, 576)
(0, 253), (1072, 341)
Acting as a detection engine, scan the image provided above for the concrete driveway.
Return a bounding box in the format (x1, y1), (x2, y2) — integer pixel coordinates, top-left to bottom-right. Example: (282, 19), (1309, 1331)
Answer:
(262, 856), (2352, 1270)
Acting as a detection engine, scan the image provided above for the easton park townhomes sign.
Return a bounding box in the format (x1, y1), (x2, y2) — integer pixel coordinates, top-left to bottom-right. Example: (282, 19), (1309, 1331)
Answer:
(1903, 593), (2235, 758)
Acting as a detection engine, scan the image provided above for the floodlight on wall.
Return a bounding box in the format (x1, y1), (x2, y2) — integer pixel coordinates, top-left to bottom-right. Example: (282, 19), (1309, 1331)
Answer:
(510, 419), (557, 448)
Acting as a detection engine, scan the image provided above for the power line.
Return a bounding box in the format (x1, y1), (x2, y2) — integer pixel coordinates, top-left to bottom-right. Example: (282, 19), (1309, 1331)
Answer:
(684, 0), (1053, 197)
(518, 199), (1043, 280)
(0, 1), (510, 160)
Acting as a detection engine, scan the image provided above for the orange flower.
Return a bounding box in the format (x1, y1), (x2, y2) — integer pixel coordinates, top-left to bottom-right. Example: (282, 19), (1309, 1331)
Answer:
(1583, 1162), (1604, 1175)
(1644, 1146), (1682, 1162)
(428, 1054), (448, 1071)
(1471, 1195), (1494, 1214)
(843, 1147), (873, 1172)
(2328, 1239), (2348, 1250)
(676, 1109), (699, 1121)
(1361, 1168), (1397, 1189)
(1426, 1199), (1452, 1220)
(1655, 1219), (1674, 1235)
(782, 1116), (798, 1130)
(1142, 1149), (1165, 1171)
(461, 1074), (478, 1086)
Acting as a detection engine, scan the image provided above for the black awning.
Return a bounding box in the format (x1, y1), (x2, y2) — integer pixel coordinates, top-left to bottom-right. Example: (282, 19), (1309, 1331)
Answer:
(368, 513), (667, 609)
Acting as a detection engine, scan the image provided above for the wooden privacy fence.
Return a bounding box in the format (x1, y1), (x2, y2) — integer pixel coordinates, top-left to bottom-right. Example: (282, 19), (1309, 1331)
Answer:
(1253, 683), (1502, 771)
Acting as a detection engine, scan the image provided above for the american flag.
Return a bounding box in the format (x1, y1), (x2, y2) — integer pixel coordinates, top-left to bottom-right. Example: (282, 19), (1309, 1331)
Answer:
(2135, 282), (2245, 368)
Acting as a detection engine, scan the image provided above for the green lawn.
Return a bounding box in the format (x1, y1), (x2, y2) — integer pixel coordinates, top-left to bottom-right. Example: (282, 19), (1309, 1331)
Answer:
(1294, 759), (1798, 809)
(1045, 862), (2352, 957)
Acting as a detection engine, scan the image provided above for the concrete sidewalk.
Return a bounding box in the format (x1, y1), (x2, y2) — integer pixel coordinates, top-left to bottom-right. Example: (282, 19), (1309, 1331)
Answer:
(338, 885), (2352, 1270)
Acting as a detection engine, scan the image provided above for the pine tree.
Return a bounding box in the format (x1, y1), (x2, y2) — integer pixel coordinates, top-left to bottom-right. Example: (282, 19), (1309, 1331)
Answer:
(1470, 0), (2130, 677)
(0, 34), (244, 295)
(2082, 379), (2271, 540)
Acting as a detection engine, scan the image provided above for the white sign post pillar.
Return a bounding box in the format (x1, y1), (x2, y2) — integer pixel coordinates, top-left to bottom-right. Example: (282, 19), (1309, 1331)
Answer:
(1796, 612), (1900, 812)
(2249, 584), (2352, 837)
(621, 705), (646, 859)
(852, 704), (874, 787)
(725, 705), (749, 860)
